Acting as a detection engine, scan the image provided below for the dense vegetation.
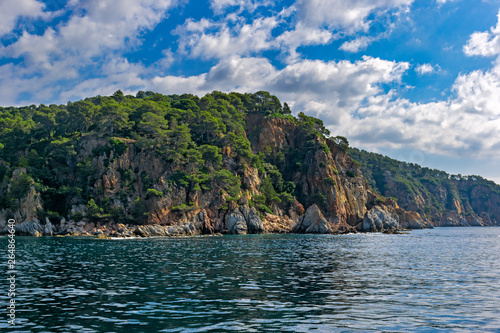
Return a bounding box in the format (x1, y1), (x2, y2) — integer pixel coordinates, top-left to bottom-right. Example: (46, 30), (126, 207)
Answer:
(0, 90), (332, 223)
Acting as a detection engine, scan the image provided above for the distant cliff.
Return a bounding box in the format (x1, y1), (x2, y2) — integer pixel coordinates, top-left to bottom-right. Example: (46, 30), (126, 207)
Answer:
(349, 148), (500, 227)
(0, 90), (452, 236)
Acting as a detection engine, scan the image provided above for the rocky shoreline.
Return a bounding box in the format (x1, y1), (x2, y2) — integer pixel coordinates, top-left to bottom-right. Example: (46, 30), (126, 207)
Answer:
(1, 200), (434, 238)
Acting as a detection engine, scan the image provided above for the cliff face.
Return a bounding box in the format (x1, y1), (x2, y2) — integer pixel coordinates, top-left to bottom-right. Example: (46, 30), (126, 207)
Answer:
(246, 114), (369, 227)
(0, 91), (439, 236)
(0, 113), (427, 237)
(349, 148), (500, 227)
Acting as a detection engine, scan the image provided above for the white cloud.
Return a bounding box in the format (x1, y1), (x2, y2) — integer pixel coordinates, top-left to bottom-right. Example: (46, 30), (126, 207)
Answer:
(341, 61), (500, 157)
(344, 87), (500, 158)
(325, 11), (500, 158)
(0, 0), (45, 36)
(339, 36), (375, 52)
(275, 22), (334, 62)
(175, 16), (279, 60)
(209, 0), (271, 14)
(0, 0), (178, 105)
(175, 7), (335, 63)
(415, 63), (441, 75)
(176, 0), (413, 62)
(340, 10), (500, 159)
(296, 0), (413, 33)
(2, 0), (176, 63)
(464, 10), (500, 57)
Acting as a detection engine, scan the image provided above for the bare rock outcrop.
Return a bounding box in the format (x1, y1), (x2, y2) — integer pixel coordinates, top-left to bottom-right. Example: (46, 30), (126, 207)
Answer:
(239, 205), (265, 233)
(15, 219), (43, 236)
(134, 225), (170, 237)
(361, 205), (399, 232)
(292, 204), (332, 233)
(438, 211), (469, 227)
(264, 213), (295, 233)
(397, 209), (433, 229)
(225, 205), (265, 235)
(225, 210), (248, 234)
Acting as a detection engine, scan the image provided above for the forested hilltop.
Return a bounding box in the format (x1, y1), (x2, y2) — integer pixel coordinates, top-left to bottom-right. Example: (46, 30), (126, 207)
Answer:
(348, 148), (500, 227)
(0, 91), (496, 237)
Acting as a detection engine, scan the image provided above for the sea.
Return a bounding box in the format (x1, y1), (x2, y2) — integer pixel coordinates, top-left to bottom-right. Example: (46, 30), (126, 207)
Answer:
(1, 227), (500, 332)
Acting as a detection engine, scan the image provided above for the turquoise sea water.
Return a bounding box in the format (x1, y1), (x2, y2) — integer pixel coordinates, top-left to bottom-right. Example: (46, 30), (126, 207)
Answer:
(1, 227), (500, 332)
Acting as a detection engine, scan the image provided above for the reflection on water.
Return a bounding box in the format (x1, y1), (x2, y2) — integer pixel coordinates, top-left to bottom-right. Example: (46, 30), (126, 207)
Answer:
(1, 228), (500, 332)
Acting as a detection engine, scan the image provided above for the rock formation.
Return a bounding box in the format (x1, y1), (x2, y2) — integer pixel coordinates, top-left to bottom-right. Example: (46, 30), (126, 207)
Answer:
(0, 91), (475, 237)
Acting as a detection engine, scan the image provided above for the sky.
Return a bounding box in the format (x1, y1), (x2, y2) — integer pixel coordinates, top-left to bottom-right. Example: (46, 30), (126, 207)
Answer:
(1, 0), (500, 183)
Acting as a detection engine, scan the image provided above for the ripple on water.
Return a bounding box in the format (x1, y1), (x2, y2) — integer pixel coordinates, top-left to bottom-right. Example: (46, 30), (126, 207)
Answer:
(1, 228), (500, 332)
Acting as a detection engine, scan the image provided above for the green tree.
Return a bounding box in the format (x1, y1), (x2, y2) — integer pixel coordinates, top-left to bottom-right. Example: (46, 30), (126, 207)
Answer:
(137, 112), (168, 138)
(67, 100), (97, 135)
(97, 101), (132, 136)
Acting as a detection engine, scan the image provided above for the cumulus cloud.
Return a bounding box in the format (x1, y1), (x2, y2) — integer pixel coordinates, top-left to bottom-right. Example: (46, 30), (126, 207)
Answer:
(339, 36), (375, 52)
(175, 16), (279, 60)
(209, 0), (271, 14)
(0, 0), (177, 105)
(296, 0), (413, 33)
(341, 12), (500, 158)
(0, 0), (45, 36)
(175, 7), (335, 63)
(276, 22), (333, 62)
(2, 0), (177, 63)
(344, 84), (500, 158)
(415, 63), (441, 75)
(176, 0), (413, 62)
(464, 10), (500, 57)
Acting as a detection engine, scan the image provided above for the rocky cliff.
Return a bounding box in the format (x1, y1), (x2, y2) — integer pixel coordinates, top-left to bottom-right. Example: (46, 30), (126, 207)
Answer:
(349, 148), (500, 227)
(0, 91), (432, 236)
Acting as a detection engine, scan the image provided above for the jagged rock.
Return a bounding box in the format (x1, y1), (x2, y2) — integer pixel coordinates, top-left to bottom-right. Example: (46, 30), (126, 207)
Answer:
(167, 225), (185, 235)
(43, 218), (54, 236)
(15, 219), (43, 236)
(292, 204), (332, 234)
(362, 206), (400, 232)
(263, 213), (294, 233)
(196, 210), (214, 234)
(397, 209), (433, 229)
(332, 221), (357, 234)
(242, 167), (261, 194)
(239, 205), (264, 234)
(183, 223), (197, 235)
(439, 211), (468, 227)
(466, 214), (484, 226)
(225, 210), (248, 234)
(134, 225), (169, 237)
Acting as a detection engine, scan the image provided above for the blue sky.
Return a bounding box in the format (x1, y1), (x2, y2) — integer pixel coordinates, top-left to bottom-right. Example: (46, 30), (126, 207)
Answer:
(1, 0), (500, 183)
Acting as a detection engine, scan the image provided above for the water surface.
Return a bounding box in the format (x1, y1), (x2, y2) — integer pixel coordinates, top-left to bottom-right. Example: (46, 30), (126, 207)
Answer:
(1, 227), (500, 332)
